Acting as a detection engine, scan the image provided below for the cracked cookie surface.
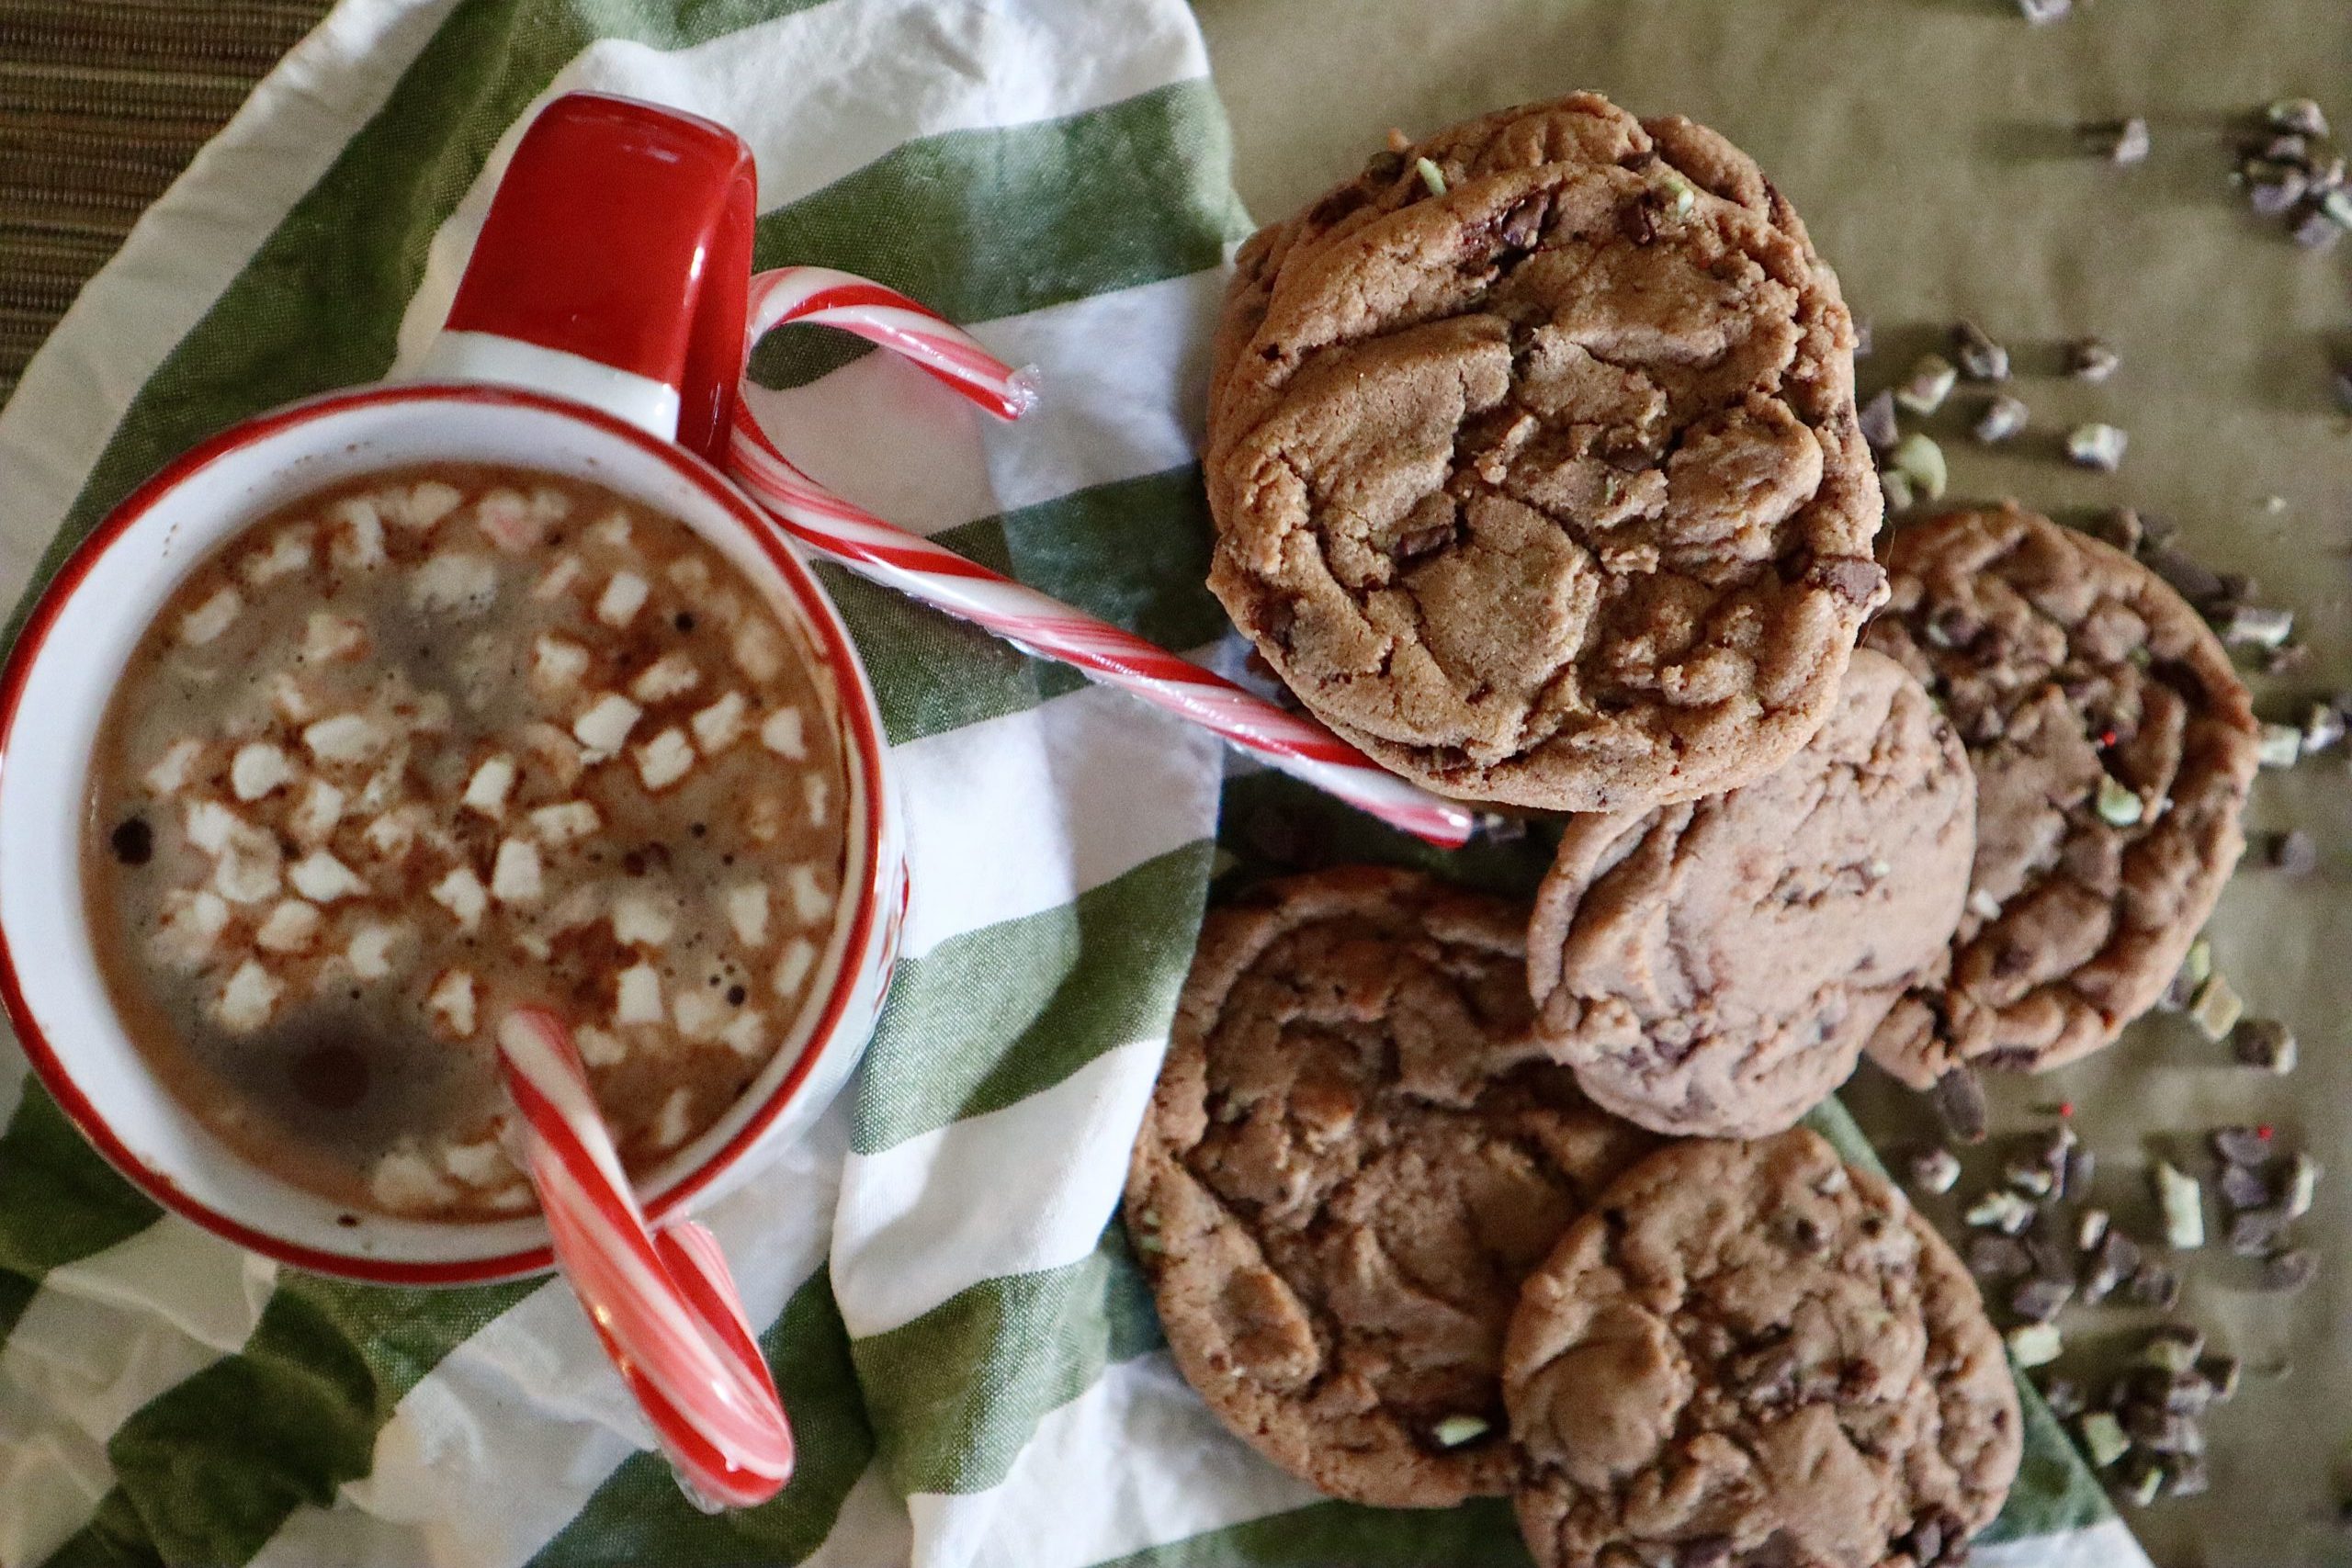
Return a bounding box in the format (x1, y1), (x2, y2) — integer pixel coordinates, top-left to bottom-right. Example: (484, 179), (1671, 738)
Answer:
(1125, 866), (1657, 1506)
(1205, 94), (1883, 813)
(1862, 505), (2258, 1085)
(1504, 1129), (2020, 1568)
(1528, 649), (1973, 1137)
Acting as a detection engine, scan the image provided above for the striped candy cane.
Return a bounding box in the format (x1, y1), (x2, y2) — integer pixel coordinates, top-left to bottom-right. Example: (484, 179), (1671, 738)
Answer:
(498, 1009), (795, 1511)
(729, 268), (1476, 851)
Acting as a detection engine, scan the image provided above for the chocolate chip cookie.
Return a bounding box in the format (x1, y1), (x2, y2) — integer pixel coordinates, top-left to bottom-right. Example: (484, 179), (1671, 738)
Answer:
(1527, 649), (1973, 1137)
(1204, 94), (1884, 813)
(1125, 866), (1657, 1506)
(1504, 1129), (2020, 1568)
(1863, 505), (2260, 1086)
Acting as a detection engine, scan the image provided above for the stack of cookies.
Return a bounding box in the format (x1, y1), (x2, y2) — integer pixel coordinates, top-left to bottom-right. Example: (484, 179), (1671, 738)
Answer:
(1126, 92), (2263, 1567)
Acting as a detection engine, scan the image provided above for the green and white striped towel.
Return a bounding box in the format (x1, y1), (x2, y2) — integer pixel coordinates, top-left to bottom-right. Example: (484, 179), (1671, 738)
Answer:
(0, 2), (2146, 1563)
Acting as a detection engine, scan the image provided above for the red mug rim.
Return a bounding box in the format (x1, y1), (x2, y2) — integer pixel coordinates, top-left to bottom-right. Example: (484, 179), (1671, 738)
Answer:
(0, 379), (895, 1286)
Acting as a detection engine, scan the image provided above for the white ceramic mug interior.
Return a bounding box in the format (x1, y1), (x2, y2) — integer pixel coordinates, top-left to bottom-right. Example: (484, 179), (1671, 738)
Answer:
(0, 383), (903, 1284)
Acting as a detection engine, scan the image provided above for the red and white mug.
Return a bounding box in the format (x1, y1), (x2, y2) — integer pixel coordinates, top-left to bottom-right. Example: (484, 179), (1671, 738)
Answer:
(0, 94), (905, 1290)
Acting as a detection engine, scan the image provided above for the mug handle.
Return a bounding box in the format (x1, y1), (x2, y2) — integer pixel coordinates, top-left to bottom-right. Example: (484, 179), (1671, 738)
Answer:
(418, 91), (755, 463)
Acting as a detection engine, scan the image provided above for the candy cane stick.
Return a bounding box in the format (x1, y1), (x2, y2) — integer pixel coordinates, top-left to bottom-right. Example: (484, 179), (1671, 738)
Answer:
(730, 269), (1476, 851)
(498, 1010), (795, 1511)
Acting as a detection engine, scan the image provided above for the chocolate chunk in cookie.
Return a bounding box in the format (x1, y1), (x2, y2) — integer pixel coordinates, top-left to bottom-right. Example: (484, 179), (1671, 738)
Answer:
(1205, 94), (1883, 813)
(1504, 1130), (2021, 1568)
(1125, 866), (1657, 1506)
(1864, 505), (2259, 1084)
(1528, 649), (1973, 1136)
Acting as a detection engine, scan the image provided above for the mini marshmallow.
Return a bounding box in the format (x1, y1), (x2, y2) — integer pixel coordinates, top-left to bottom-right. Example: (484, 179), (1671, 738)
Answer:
(772, 937), (817, 1001)
(533, 557), (584, 601)
(241, 527), (314, 586)
(215, 838), (282, 904)
(355, 750), (409, 812)
(532, 636), (590, 694)
(589, 511), (633, 548)
(329, 496), (386, 570)
(255, 899), (322, 954)
(302, 611), (368, 663)
(651, 1087), (694, 1151)
(462, 754), (516, 819)
(745, 794), (786, 844)
(691, 691), (748, 753)
(214, 960), (282, 1034)
(471, 488), (543, 553)
(289, 849), (367, 904)
(153, 888), (230, 970)
(231, 742), (295, 802)
(180, 587), (242, 646)
(432, 865), (489, 931)
(759, 705), (808, 760)
(615, 962), (664, 1025)
(673, 987), (728, 1043)
(370, 1145), (457, 1213)
(271, 672), (318, 723)
(144, 739), (204, 796)
(442, 1132), (514, 1187)
(667, 557), (713, 594)
(184, 799), (243, 855)
(410, 551), (499, 616)
(629, 653), (701, 704)
(396, 479), (463, 532)
(527, 800), (601, 845)
(571, 694), (641, 758)
(345, 920), (405, 981)
(539, 882), (603, 935)
(721, 1009), (766, 1058)
(303, 712), (390, 764)
(804, 773), (831, 829)
(634, 728), (695, 792)
(733, 619), (784, 682)
(426, 969), (478, 1039)
(596, 570), (650, 628)
(575, 1025), (628, 1067)
(361, 804), (432, 861)
(290, 779), (346, 845)
(786, 864), (830, 925)
(724, 884), (771, 949)
(611, 891), (675, 949)
(490, 838), (543, 905)
(519, 721), (584, 788)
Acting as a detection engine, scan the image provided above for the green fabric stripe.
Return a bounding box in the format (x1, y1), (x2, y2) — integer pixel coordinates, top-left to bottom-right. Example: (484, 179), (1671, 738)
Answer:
(825, 465), (1220, 745)
(38, 1489), (162, 1568)
(854, 1224), (1160, 1497)
(44, 1274), (536, 1568)
(747, 80), (1248, 389)
(0, 1085), (161, 1345)
(852, 841), (1212, 1155)
(1094, 1498), (1529, 1568)
(527, 1268), (873, 1566)
(15, 0), (837, 640)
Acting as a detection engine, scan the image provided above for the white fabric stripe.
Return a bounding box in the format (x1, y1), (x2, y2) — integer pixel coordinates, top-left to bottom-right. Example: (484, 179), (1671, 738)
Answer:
(907, 1352), (1321, 1568)
(832, 1036), (1161, 1337)
(247, 1102), (848, 1568)
(742, 268), (1221, 539)
(0, 1223), (275, 1568)
(389, 0), (1211, 373)
(895, 677), (1222, 961)
(0, 0), (468, 605)
(804, 1461), (915, 1567)
(1973, 1519), (2153, 1568)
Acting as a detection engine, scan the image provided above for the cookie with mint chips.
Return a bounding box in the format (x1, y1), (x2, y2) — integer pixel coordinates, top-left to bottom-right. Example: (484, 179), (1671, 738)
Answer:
(1125, 866), (1656, 1506)
(1205, 93), (1883, 814)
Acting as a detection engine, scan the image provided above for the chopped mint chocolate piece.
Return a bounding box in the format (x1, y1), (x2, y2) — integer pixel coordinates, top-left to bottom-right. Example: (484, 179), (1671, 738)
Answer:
(2066, 422), (2129, 472)
(1895, 354), (1959, 415)
(2228, 1206), (2292, 1256)
(2292, 206), (2342, 249)
(2264, 828), (2321, 875)
(1953, 321), (2011, 381)
(2042, 1378), (2086, 1419)
(2233, 1016), (2298, 1073)
(1933, 1066), (1989, 1144)
(1973, 394), (2030, 445)
(1967, 1190), (2037, 1235)
(2219, 1162), (2274, 1212)
(2280, 1151), (2321, 1219)
(2188, 973), (2244, 1042)
(2095, 775), (2144, 827)
(2220, 604), (2296, 648)
(1431, 1414), (1489, 1448)
(1970, 1233), (2032, 1280)
(2013, 1276), (2075, 1323)
(1415, 157), (1447, 197)
(2086, 506), (2145, 553)
(2211, 1124), (2273, 1167)
(1879, 466), (1917, 514)
(2200, 1354), (2243, 1402)
(2262, 1247), (2318, 1292)
(2078, 1207), (2112, 1252)
(2125, 1261), (2182, 1309)
(2015, 0), (2071, 20)
(2098, 117), (2152, 166)
(2144, 1324), (2206, 1372)
(1859, 389), (1899, 452)
(1908, 1145), (1962, 1194)
(2007, 1322), (2064, 1368)
(2269, 98), (2332, 139)
(2302, 702), (2346, 754)
(2154, 1161), (2207, 1249)
(2164, 1456), (2211, 1498)
(1889, 433), (1948, 502)
(2064, 1147), (2098, 1201)
(2078, 1410), (2132, 1468)
(2066, 336), (2121, 382)
(2256, 723), (2303, 769)
(2118, 1453), (2165, 1508)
